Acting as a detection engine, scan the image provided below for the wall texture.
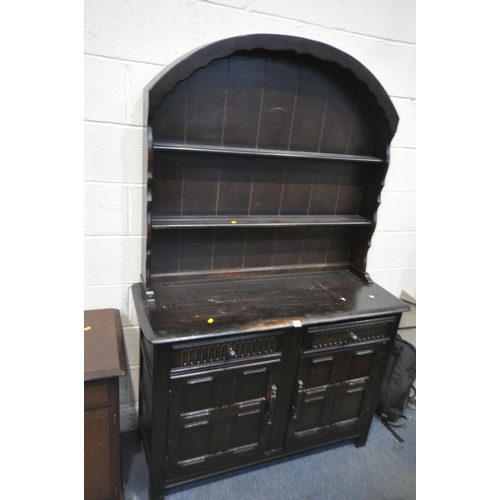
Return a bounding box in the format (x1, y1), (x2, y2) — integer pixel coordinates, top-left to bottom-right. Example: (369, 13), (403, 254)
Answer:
(84, 0), (416, 430)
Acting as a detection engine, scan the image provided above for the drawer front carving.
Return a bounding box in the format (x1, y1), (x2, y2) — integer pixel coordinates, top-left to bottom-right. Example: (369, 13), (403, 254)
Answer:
(172, 331), (284, 368)
(306, 317), (396, 351)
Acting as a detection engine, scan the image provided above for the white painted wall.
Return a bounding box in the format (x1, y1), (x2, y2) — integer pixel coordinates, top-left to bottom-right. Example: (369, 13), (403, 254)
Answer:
(84, 0), (416, 429)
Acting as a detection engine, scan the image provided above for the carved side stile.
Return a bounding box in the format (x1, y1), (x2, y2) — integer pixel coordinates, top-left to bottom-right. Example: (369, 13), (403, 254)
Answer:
(364, 145), (392, 279)
(145, 122), (154, 290)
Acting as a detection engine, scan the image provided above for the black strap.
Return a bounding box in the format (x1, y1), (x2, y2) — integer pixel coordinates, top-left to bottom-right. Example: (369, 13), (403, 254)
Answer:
(386, 414), (408, 428)
(380, 416), (405, 443)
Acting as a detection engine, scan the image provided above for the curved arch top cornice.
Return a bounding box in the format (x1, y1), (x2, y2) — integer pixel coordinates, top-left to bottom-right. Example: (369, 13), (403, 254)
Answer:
(146, 34), (398, 137)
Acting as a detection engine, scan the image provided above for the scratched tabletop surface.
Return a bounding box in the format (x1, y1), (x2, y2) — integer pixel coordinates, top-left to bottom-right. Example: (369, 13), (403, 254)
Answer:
(136, 270), (408, 343)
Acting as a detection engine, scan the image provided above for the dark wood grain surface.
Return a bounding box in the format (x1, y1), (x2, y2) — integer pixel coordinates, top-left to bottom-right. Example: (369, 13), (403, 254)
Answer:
(134, 270), (408, 343)
(152, 50), (387, 157)
(135, 34), (405, 500)
(84, 308), (126, 500)
(146, 35), (398, 136)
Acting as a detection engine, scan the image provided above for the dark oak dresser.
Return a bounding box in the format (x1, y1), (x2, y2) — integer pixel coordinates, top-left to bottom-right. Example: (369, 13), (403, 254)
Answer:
(131, 34), (410, 500)
(84, 309), (127, 500)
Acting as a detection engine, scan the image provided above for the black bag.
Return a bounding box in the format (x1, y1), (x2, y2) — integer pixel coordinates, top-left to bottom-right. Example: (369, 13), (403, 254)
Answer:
(376, 334), (416, 432)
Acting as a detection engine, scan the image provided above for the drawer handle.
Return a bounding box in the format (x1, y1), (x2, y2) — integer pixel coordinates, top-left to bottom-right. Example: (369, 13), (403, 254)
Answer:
(266, 384), (277, 425)
(291, 380), (304, 420)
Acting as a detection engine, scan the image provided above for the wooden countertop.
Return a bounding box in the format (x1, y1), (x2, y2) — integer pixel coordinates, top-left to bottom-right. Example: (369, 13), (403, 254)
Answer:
(133, 270), (409, 344)
(84, 308), (127, 382)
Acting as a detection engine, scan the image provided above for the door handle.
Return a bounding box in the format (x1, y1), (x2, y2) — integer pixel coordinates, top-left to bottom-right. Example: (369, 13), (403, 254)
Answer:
(291, 380), (304, 420)
(266, 384), (277, 425)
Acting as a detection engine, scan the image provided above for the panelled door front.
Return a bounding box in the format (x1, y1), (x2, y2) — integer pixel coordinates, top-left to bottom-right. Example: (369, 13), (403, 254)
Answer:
(167, 355), (282, 477)
(284, 342), (388, 448)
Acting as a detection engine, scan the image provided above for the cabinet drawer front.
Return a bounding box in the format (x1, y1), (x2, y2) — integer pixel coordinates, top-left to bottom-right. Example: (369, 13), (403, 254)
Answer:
(172, 330), (285, 369)
(84, 380), (113, 408)
(305, 317), (396, 351)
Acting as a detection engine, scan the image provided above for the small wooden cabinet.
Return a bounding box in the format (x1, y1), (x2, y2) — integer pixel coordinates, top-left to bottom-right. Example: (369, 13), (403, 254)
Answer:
(132, 34), (409, 500)
(84, 309), (127, 500)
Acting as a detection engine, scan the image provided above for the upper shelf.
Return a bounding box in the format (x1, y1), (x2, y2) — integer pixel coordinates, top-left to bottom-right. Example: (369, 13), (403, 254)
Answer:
(151, 214), (372, 229)
(152, 143), (385, 164)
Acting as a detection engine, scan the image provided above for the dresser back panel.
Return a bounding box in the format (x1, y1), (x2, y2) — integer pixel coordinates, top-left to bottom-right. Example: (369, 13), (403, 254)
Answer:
(151, 50), (388, 157)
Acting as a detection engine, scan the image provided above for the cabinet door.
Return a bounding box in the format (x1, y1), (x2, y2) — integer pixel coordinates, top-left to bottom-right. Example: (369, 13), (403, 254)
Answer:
(284, 343), (387, 448)
(84, 406), (118, 500)
(167, 358), (281, 477)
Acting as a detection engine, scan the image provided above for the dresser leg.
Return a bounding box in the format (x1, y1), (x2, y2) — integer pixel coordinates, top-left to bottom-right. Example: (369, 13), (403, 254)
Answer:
(356, 422), (372, 448)
(355, 435), (367, 448)
(148, 476), (165, 500)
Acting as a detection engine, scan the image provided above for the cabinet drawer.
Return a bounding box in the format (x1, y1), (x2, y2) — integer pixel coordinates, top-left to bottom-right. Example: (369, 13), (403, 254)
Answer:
(85, 380), (113, 408)
(172, 330), (285, 369)
(305, 317), (396, 351)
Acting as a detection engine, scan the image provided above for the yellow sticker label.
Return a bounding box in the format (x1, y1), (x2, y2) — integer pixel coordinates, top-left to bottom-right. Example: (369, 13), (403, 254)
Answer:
(207, 318), (214, 324)
(231, 220), (237, 224)
(84, 326), (91, 331)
